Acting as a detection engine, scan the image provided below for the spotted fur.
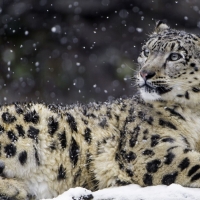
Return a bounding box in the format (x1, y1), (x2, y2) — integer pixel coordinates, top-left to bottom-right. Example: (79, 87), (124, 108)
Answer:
(1, 22), (200, 199)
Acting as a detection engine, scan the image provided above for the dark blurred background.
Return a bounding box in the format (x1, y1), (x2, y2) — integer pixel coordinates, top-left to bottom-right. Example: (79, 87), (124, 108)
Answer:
(0, 0), (200, 104)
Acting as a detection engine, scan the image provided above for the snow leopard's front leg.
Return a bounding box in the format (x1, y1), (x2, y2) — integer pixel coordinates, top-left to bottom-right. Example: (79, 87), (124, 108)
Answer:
(132, 143), (200, 187)
(0, 177), (34, 200)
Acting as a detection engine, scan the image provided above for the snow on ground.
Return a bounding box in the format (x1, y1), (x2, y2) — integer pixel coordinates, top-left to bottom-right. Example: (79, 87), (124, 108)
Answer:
(43, 184), (200, 200)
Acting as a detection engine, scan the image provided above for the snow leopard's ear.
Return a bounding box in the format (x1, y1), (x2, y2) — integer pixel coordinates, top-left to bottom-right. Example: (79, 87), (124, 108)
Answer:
(153, 20), (170, 34)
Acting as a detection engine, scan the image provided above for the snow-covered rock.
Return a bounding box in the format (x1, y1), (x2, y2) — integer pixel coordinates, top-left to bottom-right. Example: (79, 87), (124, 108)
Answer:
(42, 184), (200, 200)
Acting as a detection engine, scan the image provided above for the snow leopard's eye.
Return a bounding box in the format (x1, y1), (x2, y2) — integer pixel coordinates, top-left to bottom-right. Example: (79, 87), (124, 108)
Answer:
(168, 53), (182, 61)
(143, 48), (150, 57)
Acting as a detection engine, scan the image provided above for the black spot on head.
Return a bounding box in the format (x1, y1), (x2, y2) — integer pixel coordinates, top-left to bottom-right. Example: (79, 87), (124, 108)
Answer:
(143, 173), (153, 186)
(146, 159), (161, 173)
(177, 94), (184, 98)
(66, 113), (77, 132)
(2, 112), (16, 124)
(28, 126), (39, 142)
(69, 137), (79, 166)
(162, 172), (178, 185)
(192, 87), (200, 93)
(159, 119), (177, 130)
(7, 130), (18, 142)
(58, 131), (67, 149)
(34, 146), (40, 165)
(170, 42), (175, 51)
(16, 125), (25, 137)
(151, 135), (160, 147)
(142, 149), (155, 156)
(164, 152), (175, 165)
(57, 164), (66, 181)
(4, 144), (16, 157)
(24, 110), (39, 124)
(19, 151), (27, 165)
(48, 116), (59, 136)
(84, 127), (92, 144)
(185, 91), (190, 99)
(178, 157), (190, 171)
(191, 173), (200, 182)
(188, 165), (200, 177)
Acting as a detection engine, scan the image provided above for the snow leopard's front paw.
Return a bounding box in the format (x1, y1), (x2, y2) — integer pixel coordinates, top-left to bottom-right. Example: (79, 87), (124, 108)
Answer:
(0, 177), (34, 200)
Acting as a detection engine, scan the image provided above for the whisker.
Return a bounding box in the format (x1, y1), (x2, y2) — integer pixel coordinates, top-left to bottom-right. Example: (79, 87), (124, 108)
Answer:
(130, 82), (138, 88)
(123, 62), (140, 74)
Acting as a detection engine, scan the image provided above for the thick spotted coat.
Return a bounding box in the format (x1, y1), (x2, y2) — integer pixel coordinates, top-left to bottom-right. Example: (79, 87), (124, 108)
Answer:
(1, 22), (200, 199)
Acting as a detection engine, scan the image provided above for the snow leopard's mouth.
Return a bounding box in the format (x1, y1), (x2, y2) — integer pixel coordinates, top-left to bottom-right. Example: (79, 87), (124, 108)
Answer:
(140, 82), (172, 95)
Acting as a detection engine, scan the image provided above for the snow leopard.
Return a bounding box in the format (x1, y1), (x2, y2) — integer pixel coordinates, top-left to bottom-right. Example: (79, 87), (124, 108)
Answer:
(1, 21), (200, 199)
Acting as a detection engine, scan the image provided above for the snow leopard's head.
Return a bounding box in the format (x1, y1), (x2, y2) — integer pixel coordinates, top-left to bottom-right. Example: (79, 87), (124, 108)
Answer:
(137, 21), (200, 106)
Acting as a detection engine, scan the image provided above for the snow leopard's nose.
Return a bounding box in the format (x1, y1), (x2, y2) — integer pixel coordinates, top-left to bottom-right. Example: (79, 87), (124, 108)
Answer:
(140, 70), (156, 80)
